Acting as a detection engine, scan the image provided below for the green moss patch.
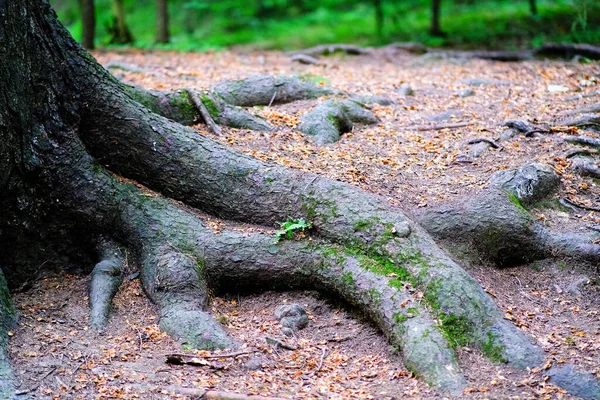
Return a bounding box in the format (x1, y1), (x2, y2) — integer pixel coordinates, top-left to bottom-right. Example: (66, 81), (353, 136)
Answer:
(506, 192), (529, 214)
(482, 332), (506, 362)
(201, 94), (221, 118)
(438, 313), (473, 349)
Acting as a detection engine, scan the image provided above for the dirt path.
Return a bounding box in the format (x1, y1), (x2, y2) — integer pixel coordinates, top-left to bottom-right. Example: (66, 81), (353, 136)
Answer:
(8, 49), (600, 399)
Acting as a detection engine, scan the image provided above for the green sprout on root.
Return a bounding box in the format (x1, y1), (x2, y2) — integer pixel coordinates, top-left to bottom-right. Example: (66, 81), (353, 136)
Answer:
(273, 218), (312, 243)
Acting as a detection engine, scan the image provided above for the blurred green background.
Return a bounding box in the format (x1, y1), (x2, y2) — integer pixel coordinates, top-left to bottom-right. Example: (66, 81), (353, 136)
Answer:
(52, 0), (600, 51)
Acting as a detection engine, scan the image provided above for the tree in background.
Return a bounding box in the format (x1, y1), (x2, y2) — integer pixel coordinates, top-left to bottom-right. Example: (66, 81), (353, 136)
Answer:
(108, 0), (133, 44)
(156, 0), (170, 43)
(529, 0), (537, 15)
(80, 0), (95, 49)
(373, 0), (384, 42)
(430, 0), (444, 36)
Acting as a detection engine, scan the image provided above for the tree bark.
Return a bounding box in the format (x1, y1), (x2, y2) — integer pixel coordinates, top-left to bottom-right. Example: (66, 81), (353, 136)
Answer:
(80, 0), (95, 49)
(156, 0), (170, 44)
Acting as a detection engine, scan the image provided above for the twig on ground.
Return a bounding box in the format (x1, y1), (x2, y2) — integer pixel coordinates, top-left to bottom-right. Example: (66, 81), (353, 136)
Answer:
(165, 349), (258, 360)
(408, 122), (471, 131)
(327, 336), (351, 343)
(268, 91), (277, 107)
(71, 355), (89, 374)
(314, 347), (328, 373)
(304, 176), (318, 191)
(186, 89), (222, 135)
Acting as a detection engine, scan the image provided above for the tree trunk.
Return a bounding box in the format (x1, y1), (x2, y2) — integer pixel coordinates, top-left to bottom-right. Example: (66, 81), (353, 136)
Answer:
(373, 0), (384, 41)
(529, 0), (537, 15)
(156, 0), (170, 44)
(430, 0), (444, 36)
(3, 0), (592, 397)
(80, 0), (95, 49)
(109, 0), (133, 44)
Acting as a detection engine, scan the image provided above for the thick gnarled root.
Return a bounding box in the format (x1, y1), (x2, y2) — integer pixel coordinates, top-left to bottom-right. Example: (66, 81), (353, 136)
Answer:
(314, 248), (466, 393)
(201, 234), (466, 393)
(140, 247), (237, 350)
(120, 74), (389, 144)
(212, 75), (342, 107)
(89, 239), (125, 329)
(122, 75), (343, 133)
(416, 162), (600, 266)
(298, 99), (379, 144)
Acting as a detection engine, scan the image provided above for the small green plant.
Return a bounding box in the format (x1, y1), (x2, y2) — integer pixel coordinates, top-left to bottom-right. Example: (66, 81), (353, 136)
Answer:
(564, 336), (575, 345)
(273, 217), (312, 243)
(558, 261), (567, 270)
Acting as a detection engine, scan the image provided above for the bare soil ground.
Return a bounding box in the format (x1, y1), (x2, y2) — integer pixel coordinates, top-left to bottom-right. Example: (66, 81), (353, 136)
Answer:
(8, 49), (600, 399)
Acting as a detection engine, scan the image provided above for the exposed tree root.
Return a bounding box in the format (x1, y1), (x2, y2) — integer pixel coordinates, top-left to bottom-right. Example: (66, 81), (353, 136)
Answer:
(290, 54), (320, 65)
(212, 75), (341, 107)
(562, 102), (600, 116)
(383, 42), (428, 54)
(563, 135), (600, 148)
(103, 61), (145, 73)
(432, 50), (533, 62)
(560, 114), (600, 128)
(466, 138), (502, 149)
(298, 99), (379, 144)
(73, 77), (549, 386)
(125, 74), (356, 136)
(464, 50), (532, 62)
(534, 42), (600, 60)
(415, 163), (600, 266)
(560, 197), (600, 213)
(287, 44), (370, 57)
(502, 119), (533, 133)
(89, 239), (125, 329)
(123, 73), (393, 144)
(570, 156), (600, 179)
(545, 364), (600, 400)
(456, 141), (495, 163)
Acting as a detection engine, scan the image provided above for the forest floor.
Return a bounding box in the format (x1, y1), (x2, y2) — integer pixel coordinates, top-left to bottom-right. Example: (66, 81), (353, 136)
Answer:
(8, 48), (600, 399)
